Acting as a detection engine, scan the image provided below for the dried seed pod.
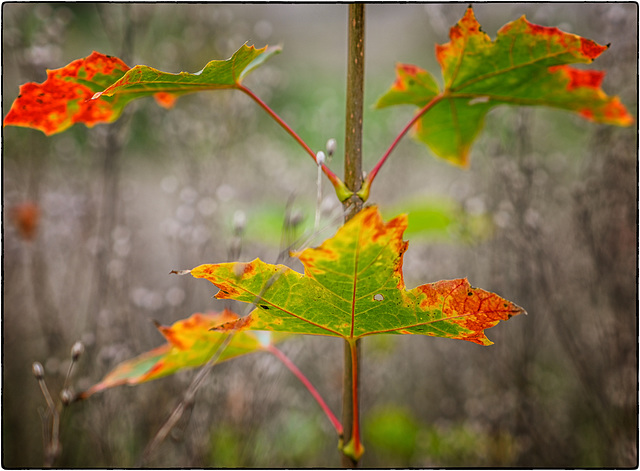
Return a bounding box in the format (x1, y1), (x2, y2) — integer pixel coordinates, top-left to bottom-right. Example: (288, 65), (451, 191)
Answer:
(326, 138), (337, 158)
(233, 210), (247, 235)
(71, 341), (84, 361)
(32, 362), (45, 380)
(60, 389), (74, 405)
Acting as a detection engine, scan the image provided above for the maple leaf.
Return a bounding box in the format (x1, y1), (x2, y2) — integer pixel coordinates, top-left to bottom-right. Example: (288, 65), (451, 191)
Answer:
(4, 44), (280, 135)
(375, 6), (634, 167)
(189, 206), (524, 346)
(91, 43), (280, 102)
(4, 52), (131, 135)
(78, 310), (283, 399)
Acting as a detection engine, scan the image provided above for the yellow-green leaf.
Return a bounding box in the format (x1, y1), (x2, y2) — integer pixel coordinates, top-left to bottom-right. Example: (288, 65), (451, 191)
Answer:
(93, 43), (281, 101)
(190, 206), (524, 346)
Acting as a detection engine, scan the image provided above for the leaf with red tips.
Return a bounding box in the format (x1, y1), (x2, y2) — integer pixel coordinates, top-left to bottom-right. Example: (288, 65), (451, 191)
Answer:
(375, 6), (633, 167)
(78, 310), (284, 399)
(3, 52), (132, 135)
(4, 44), (280, 135)
(190, 206), (524, 345)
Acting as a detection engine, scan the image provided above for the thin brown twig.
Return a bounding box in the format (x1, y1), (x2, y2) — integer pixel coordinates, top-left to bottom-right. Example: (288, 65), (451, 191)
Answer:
(141, 248), (291, 465)
(138, 332), (235, 465)
(33, 362), (62, 467)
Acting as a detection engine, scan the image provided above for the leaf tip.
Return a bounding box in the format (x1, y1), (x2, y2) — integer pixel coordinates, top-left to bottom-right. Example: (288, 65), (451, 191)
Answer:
(579, 37), (609, 60)
(269, 43), (283, 54)
(513, 303), (528, 316)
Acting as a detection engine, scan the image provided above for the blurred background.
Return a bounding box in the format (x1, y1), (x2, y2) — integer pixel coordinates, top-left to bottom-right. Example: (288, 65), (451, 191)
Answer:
(2, 3), (637, 468)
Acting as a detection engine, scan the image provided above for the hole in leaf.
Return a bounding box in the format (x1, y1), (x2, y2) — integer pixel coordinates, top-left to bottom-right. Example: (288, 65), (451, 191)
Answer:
(373, 294), (384, 302)
(260, 305), (270, 310)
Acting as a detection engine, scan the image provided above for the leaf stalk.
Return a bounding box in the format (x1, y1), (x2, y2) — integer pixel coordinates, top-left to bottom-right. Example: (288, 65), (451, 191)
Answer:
(342, 339), (364, 461)
(268, 345), (343, 436)
(358, 93), (444, 201)
(237, 84), (352, 201)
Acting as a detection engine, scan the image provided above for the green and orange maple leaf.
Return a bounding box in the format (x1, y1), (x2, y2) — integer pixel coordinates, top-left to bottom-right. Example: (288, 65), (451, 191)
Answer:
(375, 6), (633, 167)
(78, 310), (284, 399)
(189, 206), (524, 346)
(3, 44), (280, 135)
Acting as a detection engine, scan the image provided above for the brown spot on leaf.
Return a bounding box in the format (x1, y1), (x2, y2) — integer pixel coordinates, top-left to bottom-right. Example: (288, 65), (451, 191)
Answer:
(212, 314), (253, 332)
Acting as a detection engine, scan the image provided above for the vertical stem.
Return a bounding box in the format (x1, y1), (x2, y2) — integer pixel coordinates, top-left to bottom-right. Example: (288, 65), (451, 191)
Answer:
(341, 4), (365, 467)
(343, 3), (366, 219)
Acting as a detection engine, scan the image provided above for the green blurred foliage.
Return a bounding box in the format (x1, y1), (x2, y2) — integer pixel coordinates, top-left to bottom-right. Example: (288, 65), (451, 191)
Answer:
(384, 196), (494, 244)
(364, 405), (420, 465)
(364, 404), (519, 467)
(206, 398), (332, 467)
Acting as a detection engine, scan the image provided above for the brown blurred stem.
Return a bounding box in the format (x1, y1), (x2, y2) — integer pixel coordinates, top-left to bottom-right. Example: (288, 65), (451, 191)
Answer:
(139, 332), (235, 465)
(341, 4), (365, 467)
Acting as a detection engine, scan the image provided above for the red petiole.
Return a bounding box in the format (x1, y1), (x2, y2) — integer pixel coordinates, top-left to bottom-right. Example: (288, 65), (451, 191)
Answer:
(347, 339), (363, 460)
(268, 344), (344, 437)
(237, 84), (351, 200)
(357, 93), (445, 201)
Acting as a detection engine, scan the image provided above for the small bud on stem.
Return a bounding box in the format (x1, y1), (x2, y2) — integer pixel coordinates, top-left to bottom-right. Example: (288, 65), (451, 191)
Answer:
(32, 362), (45, 380)
(33, 362), (56, 411)
(60, 389), (74, 406)
(326, 138), (337, 159)
(71, 341), (84, 361)
(233, 210), (247, 235)
(286, 209), (304, 228)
